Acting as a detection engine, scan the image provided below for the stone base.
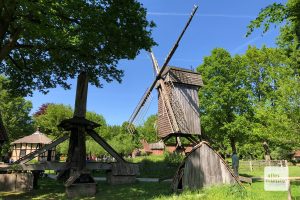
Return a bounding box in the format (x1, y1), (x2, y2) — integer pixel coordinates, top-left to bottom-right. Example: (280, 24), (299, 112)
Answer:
(106, 171), (136, 185)
(66, 183), (97, 198)
(0, 173), (33, 192)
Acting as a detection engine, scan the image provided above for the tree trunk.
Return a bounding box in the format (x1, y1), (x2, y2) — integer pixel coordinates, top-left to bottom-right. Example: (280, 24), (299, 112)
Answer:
(0, 111), (8, 146)
(65, 72), (88, 175)
(230, 137), (237, 154)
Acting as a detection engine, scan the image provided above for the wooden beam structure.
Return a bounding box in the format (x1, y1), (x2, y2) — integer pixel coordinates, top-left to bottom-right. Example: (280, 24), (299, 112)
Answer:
(0, 162), (112, 171)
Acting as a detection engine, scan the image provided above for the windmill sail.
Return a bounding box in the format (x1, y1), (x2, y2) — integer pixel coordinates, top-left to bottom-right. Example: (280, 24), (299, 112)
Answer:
(127, 5), (199, 130)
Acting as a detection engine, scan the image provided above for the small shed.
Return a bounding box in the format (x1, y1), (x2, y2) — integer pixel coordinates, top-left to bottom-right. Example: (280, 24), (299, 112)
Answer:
(10, 128), (55, 162)
(172, 141), (239, 191)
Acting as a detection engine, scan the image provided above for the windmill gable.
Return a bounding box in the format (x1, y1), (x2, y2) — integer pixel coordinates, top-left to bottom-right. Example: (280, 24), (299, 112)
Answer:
(164, 67), (203, 87)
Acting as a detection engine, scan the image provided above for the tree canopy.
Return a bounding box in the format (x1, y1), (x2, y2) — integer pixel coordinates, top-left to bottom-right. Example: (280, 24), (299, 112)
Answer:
(197, 46), (300, 159)
(247, 0), (300, 49)
(0, 76), (33, 141)
(0, 0), (155, 95)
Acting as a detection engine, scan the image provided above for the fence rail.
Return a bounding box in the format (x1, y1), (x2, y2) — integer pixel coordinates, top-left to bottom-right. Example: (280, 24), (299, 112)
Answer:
(239, 160), (288, 172)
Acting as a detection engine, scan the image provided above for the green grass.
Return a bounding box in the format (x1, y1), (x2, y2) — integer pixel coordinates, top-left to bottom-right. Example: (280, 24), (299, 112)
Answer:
(92, 155), (180, 179)
(0, 178), (172, 200)
(1, 178), (300, 200)
(3, 155), (300, 199)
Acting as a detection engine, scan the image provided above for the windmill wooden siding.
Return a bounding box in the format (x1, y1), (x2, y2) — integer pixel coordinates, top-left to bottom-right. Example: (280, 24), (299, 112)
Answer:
(158, 92), (173, 138)
(157, 67), (203, 138)
(172, 142), (239, 191)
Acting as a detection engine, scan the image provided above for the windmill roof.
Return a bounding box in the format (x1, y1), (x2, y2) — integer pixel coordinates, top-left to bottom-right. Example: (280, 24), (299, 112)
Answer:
(162, 66), (200, 76)
(11, 129), (52, 144)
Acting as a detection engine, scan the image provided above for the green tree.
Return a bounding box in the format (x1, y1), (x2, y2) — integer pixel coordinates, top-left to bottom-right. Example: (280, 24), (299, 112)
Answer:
(0, 0), (155, 95)
(197, 48), (252, 154)
(34, 104), (72, 137)
(0, 76), (33, 141)
(108, 122), (137, 155)
(245, 47), (300, 156)
(247, 0), (300, 49)
(0, 76), (33, 156)
(136, 115), (158, 143)
(34, 103), (107, 136)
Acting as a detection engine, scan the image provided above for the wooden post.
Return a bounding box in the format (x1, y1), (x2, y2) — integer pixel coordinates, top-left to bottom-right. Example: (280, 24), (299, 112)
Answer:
(288, 180), (292, 200)
(250, 160), (253, 172)
(66, 72), (89, 173)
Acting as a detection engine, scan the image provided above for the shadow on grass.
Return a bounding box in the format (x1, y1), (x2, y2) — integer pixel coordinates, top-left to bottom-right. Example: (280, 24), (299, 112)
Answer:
(135, 155), (181, 179)
(0, 178), (172, 200)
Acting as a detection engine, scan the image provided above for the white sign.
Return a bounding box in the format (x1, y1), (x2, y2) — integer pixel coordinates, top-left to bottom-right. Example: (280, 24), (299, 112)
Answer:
(264, 166), (289, 191)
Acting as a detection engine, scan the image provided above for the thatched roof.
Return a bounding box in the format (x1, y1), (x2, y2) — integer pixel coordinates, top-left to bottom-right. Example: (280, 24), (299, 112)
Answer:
(0, 113), (8, 144)
(11, 128), (52, 144)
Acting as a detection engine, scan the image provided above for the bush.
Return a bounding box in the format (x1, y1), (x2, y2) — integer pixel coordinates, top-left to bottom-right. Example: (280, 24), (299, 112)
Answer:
(163, 151), (185, 166)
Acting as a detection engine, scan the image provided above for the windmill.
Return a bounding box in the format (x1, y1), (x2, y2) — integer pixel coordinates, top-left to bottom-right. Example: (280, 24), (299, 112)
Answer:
(128, 5), (203, 146)
(128, 6), (241, 190)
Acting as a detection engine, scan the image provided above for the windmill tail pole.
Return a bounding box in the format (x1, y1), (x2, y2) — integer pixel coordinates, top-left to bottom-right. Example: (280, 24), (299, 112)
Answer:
(127, 5), (198, 126)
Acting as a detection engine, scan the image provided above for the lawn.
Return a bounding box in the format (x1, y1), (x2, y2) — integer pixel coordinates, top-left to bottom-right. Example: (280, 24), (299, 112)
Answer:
(1, 178), (300, 200)
(2, 155), (300, 199)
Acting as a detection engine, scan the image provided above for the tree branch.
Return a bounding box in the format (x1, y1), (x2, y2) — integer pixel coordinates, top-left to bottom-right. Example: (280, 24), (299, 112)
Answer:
(0, 28), (21, 62)
(8, 54), (22, 71)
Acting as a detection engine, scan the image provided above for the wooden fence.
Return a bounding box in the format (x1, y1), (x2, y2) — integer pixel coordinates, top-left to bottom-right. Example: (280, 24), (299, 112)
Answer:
(239, 160), (288, 172)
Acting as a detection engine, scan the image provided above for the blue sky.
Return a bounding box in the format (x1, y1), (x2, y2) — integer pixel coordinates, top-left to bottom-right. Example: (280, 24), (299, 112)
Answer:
(26, 0), (285, 125)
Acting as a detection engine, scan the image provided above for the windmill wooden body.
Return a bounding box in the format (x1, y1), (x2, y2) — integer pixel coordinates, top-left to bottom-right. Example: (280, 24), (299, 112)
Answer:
(157, 67), (203, 140)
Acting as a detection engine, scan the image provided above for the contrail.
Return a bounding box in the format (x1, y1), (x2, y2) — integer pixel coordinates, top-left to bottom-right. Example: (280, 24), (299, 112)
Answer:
(231, 29), (274, 54)
(231, 36), (262, 54)
(147, 12), (255, 19)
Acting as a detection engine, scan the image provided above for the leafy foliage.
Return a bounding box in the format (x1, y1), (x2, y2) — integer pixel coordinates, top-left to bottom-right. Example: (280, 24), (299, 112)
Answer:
(0, 76), (33, 141)
(247, 0), (300, 49)
(197, 46), (300, 159)
(197, 48), (252, 153)
(0, 0), (155, 96)
(136, 115), (158, 143)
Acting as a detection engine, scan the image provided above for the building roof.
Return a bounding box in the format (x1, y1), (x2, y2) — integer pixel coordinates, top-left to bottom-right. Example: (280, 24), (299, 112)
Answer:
(294, 150), (300, 157)
(149, 141), (165, 150)
(11, 128), (52, 144)
(0, 113), (8, 143)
